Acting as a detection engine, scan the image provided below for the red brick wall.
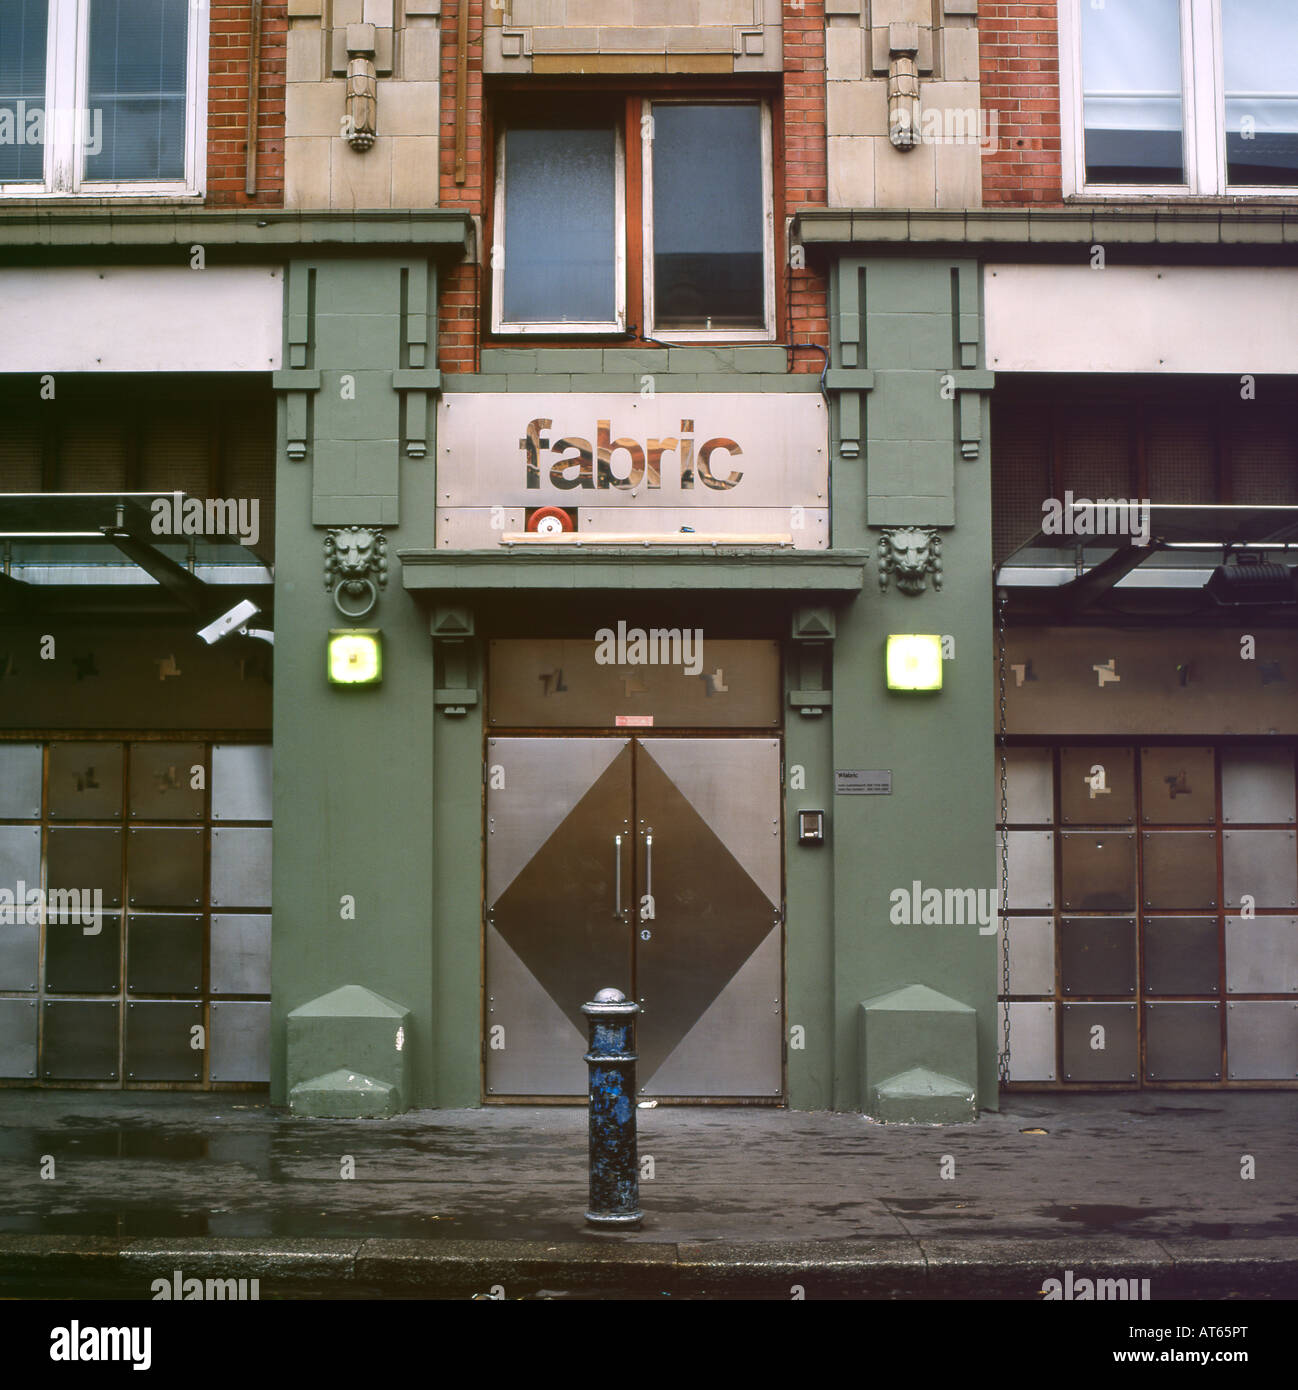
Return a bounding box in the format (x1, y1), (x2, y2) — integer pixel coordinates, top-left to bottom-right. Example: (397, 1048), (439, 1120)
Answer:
(205, 2), (286, 206)
(979, 1), (1064, 205)
(784, 0), (830, 371)
(434, 3), (830, 373)
(438, 0), (485, 374)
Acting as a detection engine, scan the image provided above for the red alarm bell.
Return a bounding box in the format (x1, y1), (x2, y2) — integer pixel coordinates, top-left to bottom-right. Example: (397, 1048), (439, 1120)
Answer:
(527, 507), (575, 535)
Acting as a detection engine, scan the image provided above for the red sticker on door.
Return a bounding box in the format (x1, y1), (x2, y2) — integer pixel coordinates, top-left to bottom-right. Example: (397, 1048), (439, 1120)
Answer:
(615, 715), (654, 727)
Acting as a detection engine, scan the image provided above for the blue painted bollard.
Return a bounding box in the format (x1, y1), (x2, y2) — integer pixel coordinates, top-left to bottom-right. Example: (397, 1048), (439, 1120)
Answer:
(583, 987), (643, 1227)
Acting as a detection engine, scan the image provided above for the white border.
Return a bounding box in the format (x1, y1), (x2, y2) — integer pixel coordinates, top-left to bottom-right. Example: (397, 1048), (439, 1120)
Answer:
(490, 120), (627, 336)
(642, 98), (776, 344)
(0, 0), (208, 199)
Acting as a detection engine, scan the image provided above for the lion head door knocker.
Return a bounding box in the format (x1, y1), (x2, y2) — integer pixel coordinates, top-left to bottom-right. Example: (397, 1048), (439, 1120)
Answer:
(325, 527), (388, 620)
(878, 527), (943, 595)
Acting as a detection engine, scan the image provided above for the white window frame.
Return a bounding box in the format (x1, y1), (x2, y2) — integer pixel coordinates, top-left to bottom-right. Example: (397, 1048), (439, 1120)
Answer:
(1059, 0), (1298, 200)
(0, 0), (208, 199)
(642, 97), (776, 344)
(491, 120), (627, 337)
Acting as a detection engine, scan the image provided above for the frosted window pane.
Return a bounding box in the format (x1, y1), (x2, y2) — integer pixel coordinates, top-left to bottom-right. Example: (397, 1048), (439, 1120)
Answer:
(1081, 0), (1185, 184)
(652, 104), (764, 331)
(502, 127), (617, 324)
(0, 0), (49, 183)
(85, 0), (189, 182)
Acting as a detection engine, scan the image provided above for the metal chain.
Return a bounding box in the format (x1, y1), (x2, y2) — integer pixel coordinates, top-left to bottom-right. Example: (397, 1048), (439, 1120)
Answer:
(996, 585), (1012, 1087)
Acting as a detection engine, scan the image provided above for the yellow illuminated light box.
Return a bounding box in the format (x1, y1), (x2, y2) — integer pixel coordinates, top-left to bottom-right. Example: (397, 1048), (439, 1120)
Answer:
(886, 634), (942, 691)
(328, 629), (383, 686)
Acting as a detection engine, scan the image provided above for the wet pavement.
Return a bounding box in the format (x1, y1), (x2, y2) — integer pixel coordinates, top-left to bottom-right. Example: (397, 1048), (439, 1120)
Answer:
(1, 1090), (1296, 1297)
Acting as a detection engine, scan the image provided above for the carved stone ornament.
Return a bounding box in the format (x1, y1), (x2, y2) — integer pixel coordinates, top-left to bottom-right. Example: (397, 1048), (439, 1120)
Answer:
(878, 527), (943, 595)
(324, 527), (388, 619)
(345, 25), (378, 151)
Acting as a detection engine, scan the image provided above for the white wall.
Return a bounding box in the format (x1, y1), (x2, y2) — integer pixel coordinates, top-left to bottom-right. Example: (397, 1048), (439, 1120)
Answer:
(985, 265), (1298, 374)
(0, 266), (283, 372)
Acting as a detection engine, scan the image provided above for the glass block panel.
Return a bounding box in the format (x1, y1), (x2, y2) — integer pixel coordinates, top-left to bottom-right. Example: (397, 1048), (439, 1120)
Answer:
(42, 1000), (119, 1080)
(124, 1000), (202, 1081)
(211, 745), (272, 821)
(1003, 915), (1054, 995)
(1221, 749), (1296, 824)
(1223, 830), (1298, 909)
(210, 914), (271, 995)
(48, 742), (124, 820)
(0, 825), (41, 892)
(1144, 916), (1220, 996)
(999, 1001), (1056, 1081)
(1060, 832), (1136, 911)
(0, 743), (42, 818)
(129, 743), (205, 821)
(1141, 831), (1219, 910)
(85, 0), (190, 183)
(1060, 917), (1136, 997)
(1061, 1002), (1138, 1082)
(1060, 747), (1135, 825)
(1225, 916), (1298, 995)
(1140, 746), (1215, 825)
(0, 912), (38, 991)
(1144, 1002), (1221, 1081)
(1003, 748), (1053, 825)
(210, 827), (271, 908)
(210, 1001), (270, 1082)
(127, 914), (203, 995)
(47, 827), (123, 908)
(45, 915), (121, 994)
(127, 827), (204, 909)
(0, 998), (38, 1078)
(996, 831), (1054, 910)
(1227, 1001), (1298, 1080)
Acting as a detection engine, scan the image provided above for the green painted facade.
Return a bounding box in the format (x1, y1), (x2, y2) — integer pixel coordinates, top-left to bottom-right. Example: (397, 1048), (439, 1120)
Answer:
(268, 240), (997, 1117)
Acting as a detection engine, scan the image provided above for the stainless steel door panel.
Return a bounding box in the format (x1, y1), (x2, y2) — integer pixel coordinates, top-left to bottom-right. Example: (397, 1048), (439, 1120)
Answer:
(485, 738), (633, 1095)
(210, 914), (272, 995)
(212, 745), (273, 822)
(0, 998), (38, 1079)
(1004, 915), (1054, 996)
(635, 738), (781, 1096)
(48, 743), (123, 821)
(210, 1001), (271, 1082)
(0, 744), (41, 819)
(1223, 830), (1298, 909)
(1227, 1001), (1298, 1080)
(210, 827), (272, 908)
(999, 1002), (1056, 1081)
(1225, 916), (1298, 995)
(1221, 749), (1296, 825)
(1003, 748), (1053, 825)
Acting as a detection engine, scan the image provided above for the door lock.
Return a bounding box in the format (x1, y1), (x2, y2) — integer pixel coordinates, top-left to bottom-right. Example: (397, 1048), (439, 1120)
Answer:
(640, 929), (651, 941)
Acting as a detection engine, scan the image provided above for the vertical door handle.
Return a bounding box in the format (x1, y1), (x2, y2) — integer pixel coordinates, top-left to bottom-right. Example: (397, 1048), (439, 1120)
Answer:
(644, 831), (653, 900)
(614, 833), (623, 918)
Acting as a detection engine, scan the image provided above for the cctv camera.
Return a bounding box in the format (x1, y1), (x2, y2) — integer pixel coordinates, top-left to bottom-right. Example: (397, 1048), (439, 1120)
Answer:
(198, 599), (261, 645)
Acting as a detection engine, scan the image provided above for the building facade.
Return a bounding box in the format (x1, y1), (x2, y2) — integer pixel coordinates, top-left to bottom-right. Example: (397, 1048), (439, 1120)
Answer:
(1, 0), (1294, 1119)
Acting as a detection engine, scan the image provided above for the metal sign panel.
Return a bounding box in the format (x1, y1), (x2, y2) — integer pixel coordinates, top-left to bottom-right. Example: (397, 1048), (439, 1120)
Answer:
(1004, 628), (1298, 737)
(488, 639), (779, 729)
(437, 392), (827, 547)
(0, 744), (41, 820)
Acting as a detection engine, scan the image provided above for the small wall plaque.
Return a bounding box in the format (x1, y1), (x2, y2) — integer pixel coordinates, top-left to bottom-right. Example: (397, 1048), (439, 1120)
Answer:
(836, 770), (892, 795)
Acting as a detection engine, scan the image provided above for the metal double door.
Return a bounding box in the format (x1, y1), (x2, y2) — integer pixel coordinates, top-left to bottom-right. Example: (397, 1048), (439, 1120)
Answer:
(485, 736), (782, 1098)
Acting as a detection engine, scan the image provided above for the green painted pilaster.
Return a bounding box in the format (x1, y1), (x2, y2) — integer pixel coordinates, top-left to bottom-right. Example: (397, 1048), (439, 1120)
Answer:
(826, 254), (998, 1115)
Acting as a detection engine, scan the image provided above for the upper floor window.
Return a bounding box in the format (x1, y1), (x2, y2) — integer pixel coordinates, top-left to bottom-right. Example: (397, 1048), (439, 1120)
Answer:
(0, 0), (207, 197)
(492, 96), (775, 341)
(1061, 0), (1298, 196)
